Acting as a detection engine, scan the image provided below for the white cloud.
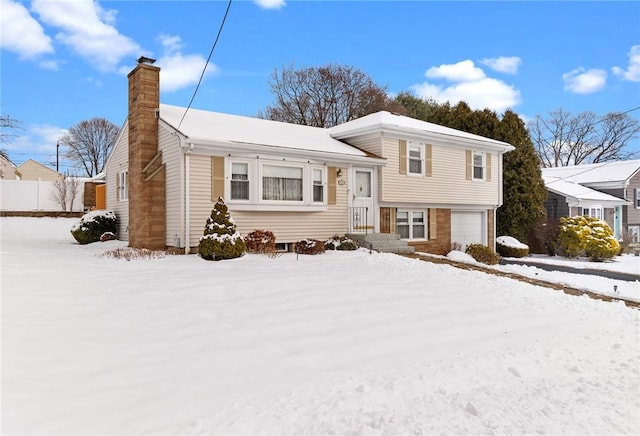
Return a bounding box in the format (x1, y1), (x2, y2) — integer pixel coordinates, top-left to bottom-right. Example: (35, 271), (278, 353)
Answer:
(425, 60), (486, 82)
(7, 124), (67, 157)
(612, 45), (640, 82)
(31, 0), (140, 72)
(480, 56), (521, 74)
(562, 67), (607, 94)
(253, 0), (287, 9)
(412, 60), (521, 113)
(39, 60), (60, 71)
(0, 0), (53, 59)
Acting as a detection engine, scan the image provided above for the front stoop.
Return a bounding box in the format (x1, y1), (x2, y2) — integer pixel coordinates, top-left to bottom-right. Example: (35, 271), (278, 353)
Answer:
(348, 233), (415, 254)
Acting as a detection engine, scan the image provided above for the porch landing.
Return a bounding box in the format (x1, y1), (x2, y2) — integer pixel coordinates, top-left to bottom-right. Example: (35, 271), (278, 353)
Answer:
(348, 233), (415, 254)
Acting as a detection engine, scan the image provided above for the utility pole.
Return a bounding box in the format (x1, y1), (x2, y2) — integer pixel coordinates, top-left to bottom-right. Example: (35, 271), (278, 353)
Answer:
(56, 141), (59, 172)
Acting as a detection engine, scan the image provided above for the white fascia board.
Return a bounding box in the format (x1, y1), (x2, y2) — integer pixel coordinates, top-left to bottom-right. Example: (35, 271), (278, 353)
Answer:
(185, 138), (387, 166)
(333, 124), (514, 153)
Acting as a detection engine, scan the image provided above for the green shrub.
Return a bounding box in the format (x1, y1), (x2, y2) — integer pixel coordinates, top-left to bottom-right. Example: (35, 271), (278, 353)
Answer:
(465, 243), (500, 265)
(70, 210), (117, 245)
(325, 235), (358, 251)
(557, 216), (619, 261)
(198, 198), (246, 261)
(244, 230), (276, 255)
(496, 236), (529, 258)
(294, 239), (325, 255)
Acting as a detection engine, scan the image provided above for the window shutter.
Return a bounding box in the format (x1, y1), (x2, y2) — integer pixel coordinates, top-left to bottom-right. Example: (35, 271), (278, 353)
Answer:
(399, 140), (407, 175)
(211, 156), (225, 201)
(425, 144), (433, 177)
(328, 166), (337, 205)
(429, 208), (437, 239)
(486, 153), (492, 182)
(465, 150), (472, 180)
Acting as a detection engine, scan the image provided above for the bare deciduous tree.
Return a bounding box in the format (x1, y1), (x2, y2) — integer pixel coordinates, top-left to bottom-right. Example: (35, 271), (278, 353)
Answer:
(531, 108), (640, 167)
(261, 64), (403, 128)
(60, 118), (119, 177)
(1, 113), (22, 145)
(51, 174), (82, 212)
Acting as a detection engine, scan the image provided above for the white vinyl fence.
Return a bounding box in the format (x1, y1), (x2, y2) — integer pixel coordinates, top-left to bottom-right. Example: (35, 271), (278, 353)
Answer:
(0, 179), (85, 212)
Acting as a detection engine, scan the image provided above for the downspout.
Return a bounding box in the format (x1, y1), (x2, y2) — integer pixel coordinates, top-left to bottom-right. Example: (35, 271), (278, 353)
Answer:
(184, 142), (195, 254)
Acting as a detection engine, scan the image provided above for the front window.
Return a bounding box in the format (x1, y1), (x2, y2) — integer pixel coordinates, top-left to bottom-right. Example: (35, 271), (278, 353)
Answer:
(408, 143), (423, 175)
(262, 165), (303, 202)
(636, 189), (640, 209)
(118, 171), (128, 201)
(397, 210), (426, 240)
(582, 207), (603, 219)
(312, 168), (324, 203)
(628, 225), (640, 243)
(473, 152), (484, 180)
(231, 162), (249, 200)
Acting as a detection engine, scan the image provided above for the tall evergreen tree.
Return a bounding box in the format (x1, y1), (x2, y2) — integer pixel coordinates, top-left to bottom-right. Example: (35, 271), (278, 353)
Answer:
(496, 111), (547, 241)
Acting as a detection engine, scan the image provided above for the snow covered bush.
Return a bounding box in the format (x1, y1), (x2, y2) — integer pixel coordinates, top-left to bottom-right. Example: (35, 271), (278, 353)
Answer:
(70, 210), (117, 245)
(198, 198), (246, 261)
(465, 243), (500, 265)
(496, 236), (529, 258)
(557, 216), (619, 261)
(294, 239), (325, 255)
(325, 235), (358, 251)
(244, 230), (276, 255)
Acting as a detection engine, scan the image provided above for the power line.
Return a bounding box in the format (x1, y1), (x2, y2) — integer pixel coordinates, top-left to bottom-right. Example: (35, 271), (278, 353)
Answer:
(177, 0), (233, 131)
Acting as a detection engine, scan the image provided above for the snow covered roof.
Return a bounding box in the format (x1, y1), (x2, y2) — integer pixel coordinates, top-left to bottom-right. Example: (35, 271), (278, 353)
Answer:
(329, 111), (514, 152)
(543, 175), (628, 205)
(159, 104), (380, 160)
(541, 160), (640, 185)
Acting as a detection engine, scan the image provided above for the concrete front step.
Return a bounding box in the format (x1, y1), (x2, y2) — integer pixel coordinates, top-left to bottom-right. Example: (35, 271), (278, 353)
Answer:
(348, 233), (415, 254)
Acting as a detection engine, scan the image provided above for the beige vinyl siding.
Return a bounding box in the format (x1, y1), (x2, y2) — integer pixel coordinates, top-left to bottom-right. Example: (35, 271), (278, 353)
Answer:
(158, 125), (182, 247)
(381, 137), (500, 205)
(105, 123), (130, 241)
(16, 160), (61, 182)
(342, 133), (384, 197)
(187, 154), (349, 247)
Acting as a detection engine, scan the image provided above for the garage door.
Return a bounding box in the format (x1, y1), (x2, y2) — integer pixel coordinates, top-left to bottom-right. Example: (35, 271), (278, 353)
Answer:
(451, 211), (485, 250)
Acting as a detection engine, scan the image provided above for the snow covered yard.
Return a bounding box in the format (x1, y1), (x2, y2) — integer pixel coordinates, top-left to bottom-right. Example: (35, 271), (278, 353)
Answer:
(1, 217), (639, 435)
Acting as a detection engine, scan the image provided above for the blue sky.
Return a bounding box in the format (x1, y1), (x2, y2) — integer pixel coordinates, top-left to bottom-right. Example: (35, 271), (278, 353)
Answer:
(1, 0), (639, 173)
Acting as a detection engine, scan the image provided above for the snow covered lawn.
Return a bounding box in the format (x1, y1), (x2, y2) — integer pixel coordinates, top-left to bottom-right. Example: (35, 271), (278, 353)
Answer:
(2, 217), (639, 435)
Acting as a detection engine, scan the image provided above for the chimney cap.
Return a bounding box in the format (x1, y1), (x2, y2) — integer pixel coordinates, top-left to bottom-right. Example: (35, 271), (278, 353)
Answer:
(137, 56), (156, 65)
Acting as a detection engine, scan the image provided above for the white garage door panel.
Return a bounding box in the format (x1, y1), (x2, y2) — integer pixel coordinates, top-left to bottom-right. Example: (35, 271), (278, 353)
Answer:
(451, 211), (485, 249)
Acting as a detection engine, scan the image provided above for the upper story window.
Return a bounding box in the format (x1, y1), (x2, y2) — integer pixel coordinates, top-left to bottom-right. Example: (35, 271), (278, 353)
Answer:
(636, 189), (640, 209)
(473, 152), (484, 180)
(262, 164), (303, 202)
(118, 170), (128, 201)
(408, 143), (423, 175)
(231, 162), (249, 200)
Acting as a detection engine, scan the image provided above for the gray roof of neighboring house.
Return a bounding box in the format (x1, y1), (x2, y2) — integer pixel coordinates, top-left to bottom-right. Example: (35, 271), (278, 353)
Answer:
(541, 160), (640, 185)
(543, 175), (629, 205)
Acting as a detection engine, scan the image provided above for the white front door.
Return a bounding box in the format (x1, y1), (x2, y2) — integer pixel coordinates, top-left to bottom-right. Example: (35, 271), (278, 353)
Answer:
(350, 168), (374, 233)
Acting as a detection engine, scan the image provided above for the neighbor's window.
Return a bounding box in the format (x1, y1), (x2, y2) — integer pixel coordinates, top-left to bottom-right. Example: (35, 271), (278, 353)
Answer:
(628, 225), (640, 243)
(473, 152), (484, 180)
(636, 189), (640, 209)
(408, 143), (423, 175)
(582, 207), (603, 220)
(397, 210), (426, 239)
(118, 171), (128, 201)
(231, 162), (249, 200)
(262, 164), (303, 201)
(312, 168), (324, 203)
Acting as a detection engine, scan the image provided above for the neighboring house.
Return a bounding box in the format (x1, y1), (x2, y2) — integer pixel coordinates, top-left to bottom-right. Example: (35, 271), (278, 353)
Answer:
(16, 159), (61, 182)
(105, 59), (514, 254)
(0, 154), (21, 179)
(542, 160), (640, 241)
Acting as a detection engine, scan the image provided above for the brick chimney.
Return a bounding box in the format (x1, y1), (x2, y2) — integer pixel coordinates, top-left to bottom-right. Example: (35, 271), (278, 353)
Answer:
(127, 57), (166, 250)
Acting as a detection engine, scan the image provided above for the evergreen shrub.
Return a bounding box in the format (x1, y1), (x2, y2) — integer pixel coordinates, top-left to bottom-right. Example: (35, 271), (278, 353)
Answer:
(70, 210), (117, 245)
(325, 235), (358, 251)
(244, 230), (276, 254)
(557, 216), (619, 261)
(294, 239), (325, 255)
(465, 243), (500, 265)
(198, 198), (246, 261)
(496, 236), (529, 258)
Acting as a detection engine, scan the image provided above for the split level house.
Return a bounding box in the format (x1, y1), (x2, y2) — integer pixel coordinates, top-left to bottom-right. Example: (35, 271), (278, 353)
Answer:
(105, 59), (514, 254)
(542, 160), (640, 242)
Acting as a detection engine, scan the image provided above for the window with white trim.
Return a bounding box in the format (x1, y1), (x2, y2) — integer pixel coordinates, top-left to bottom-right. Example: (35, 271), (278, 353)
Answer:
(582, 207), (603, 220)
(262, 164), (303, 202)
(408, 142), (424, 175)
(312, 168), (324, 203)
(118, 171), (128, 201)
(628, 225), (640, 243)
(473, 152), (484, 180)
(636, 189), (640, 209)
(231, 162), (249, 200)
(397, 210), (426, 240)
